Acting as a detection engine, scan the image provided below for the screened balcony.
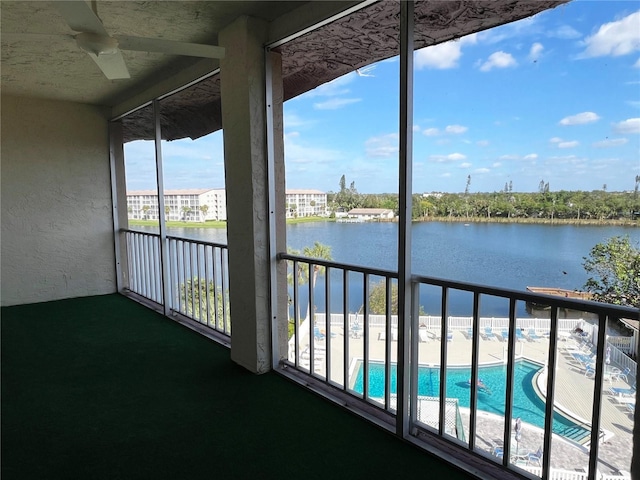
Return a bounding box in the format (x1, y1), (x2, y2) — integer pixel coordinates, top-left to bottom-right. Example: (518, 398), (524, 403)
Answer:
(2, 1), (638, 480)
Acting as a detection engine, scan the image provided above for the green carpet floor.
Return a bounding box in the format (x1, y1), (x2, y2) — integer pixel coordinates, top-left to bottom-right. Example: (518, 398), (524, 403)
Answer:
(2, 294), (472, 480)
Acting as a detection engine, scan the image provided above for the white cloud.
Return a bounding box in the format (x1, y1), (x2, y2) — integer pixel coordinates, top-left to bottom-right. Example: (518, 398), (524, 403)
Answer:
(495, 153), (539, 162)
(304, 72), (355, 98)
(529, 42), (544, 62)
(634, 58), (640, 68)
(549, 137), (578, 148)
(416, 42), (463, 70)
(365, 133), (399, 158)
(313, 98), (361, 110)
(413, 125), (421, 132)
(476, 15), (539, 45)
(423, 125), (468, 136)
(581, 11), (640, 58)
(613, 118), (640, 134)
(593, 138), (629, 148)
(547, 155), (579, 163)
(548, 25), (581, 40)
(559, 111), (600, 125)
(415, 34), (477, 70)
(477, 140), (490, 147)
(459, 162), (472, 169)
(284, 133), (344, 165)
(492, 162), (502, 168)
(480, 51), (517, 72)
(475, 168), (490, 173)
(430, 153), (467, 162)
(284, 112), (314, 129)
(445, 124), (468, 134)
(628, 100), (640, 108)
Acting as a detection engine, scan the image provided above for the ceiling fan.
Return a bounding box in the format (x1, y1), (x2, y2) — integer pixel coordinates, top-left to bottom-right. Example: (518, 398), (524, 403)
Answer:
(8, 1), (225, 80)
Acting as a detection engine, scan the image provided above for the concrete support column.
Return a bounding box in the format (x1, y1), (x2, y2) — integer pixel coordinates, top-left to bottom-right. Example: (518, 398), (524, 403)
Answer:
(219, 16), (272, 373)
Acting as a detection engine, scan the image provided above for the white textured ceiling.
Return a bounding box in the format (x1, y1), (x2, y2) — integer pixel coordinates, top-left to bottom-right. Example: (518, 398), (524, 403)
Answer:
(0, 1), (309, 107)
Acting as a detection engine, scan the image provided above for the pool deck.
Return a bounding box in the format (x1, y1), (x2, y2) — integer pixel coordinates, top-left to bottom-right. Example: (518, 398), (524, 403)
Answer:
(298, 327), (635, 476)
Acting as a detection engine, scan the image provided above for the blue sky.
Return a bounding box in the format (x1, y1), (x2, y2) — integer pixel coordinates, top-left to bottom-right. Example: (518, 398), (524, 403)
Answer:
(126, 0), (640, 194)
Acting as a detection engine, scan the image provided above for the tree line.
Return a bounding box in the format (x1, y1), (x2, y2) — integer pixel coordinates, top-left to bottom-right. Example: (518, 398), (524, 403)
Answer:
(328, 175), (640, 222)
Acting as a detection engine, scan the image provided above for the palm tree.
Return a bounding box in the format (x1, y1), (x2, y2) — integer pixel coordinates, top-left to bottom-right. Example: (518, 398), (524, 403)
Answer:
(200, 204), (209, 222)
(180, 278), (230, 330)
(301, 242), (332, 322)
(286, 247), (306, 337)
(164, 206), (170, 221)
(142, 205), (150, 219)
(181, 206), (192, 221)
(286, 242), (332, 338)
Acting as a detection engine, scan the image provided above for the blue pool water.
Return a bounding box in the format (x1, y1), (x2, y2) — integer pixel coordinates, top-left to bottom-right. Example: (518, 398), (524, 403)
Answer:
(353, 360), (590, 442)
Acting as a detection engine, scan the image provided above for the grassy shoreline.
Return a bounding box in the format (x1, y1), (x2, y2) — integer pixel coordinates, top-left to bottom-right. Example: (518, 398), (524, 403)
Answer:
(418, 216), (638, 227)
(128, 216), (332, 229)
(128, 216), (637, 229)
(128, 220), (227, 228)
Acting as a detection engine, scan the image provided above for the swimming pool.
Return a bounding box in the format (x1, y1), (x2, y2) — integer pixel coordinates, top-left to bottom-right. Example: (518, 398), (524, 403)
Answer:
(352, 360), (590, 443)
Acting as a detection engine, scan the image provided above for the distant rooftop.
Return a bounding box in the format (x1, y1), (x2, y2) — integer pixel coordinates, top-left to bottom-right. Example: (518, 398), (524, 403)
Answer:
(348, 208), (393, 215)
(127, 188), (224, 196)
(128, 189), (325, 196)
(286, 189), (325, 195)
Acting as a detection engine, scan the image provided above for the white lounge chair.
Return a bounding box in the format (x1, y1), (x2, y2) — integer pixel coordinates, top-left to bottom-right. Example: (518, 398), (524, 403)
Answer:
(390, 327), (398, 341)
(613, 395), (636, 408)
(419, 329), (429, 343)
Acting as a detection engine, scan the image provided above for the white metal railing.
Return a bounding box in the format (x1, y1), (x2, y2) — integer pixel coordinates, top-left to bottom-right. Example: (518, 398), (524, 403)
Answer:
(279, 252), (638, 480)
(167, 235), (230, 335)
(608, 336), (634, 355)
(315, 313), (586, 333)
(125, 230), (163, 304)
(607, 341), (637, 380)
(123, 230), (231, 336)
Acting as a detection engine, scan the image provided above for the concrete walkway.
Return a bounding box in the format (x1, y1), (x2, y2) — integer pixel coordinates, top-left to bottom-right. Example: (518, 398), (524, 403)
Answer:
(296, 327), (635, 476)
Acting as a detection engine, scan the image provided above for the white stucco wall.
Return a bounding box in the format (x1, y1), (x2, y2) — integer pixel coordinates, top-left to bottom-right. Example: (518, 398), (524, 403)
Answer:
(1, 95), (115, 306)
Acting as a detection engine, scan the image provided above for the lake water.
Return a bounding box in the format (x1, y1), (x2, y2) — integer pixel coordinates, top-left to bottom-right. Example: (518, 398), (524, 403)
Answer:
(153, 221), (637, 318)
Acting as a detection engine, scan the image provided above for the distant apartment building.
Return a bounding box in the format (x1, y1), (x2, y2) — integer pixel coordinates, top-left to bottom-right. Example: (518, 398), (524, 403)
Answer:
(127, 188), (326, 221)
(127, 189), (227, 222)
(285, 189), (327, 218)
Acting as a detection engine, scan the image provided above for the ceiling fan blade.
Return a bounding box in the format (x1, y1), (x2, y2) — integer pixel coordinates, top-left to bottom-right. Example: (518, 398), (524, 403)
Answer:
(116, 36), (225, 59)
(56, 1), (108, 36)
(87, 51), (130, 80)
